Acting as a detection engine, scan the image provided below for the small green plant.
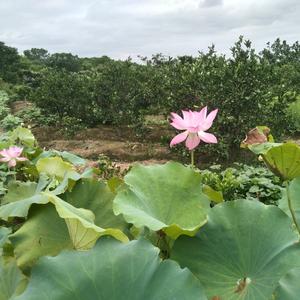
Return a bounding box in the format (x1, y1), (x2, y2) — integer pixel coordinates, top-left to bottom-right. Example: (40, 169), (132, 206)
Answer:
(59, 116), (86, 138)
(0, 114), (22, 131)
(15, 106), (43, 125)
(97, 154), (125, 179)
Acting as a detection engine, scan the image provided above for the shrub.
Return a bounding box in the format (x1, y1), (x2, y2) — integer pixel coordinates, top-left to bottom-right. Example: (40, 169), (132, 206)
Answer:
(287, 96), (300, 132)
(0, 114), (22, 131)
(200, 163), (283, 204)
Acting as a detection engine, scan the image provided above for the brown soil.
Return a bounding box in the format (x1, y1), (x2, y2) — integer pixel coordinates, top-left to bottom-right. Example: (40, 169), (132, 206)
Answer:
(8, 101), (177, 166)
(32, 125), (176, 163)
(10, 101), (33, 114)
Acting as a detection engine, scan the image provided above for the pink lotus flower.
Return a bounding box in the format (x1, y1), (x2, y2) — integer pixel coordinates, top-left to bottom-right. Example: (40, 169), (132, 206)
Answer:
(0, 146), (28, 167)
(170, 106), (218, 150)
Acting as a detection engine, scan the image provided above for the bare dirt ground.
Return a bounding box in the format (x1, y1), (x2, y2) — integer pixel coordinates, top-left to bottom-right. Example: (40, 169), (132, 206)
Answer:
(10, 101), (179, 168)
(31, 124), (177, 166)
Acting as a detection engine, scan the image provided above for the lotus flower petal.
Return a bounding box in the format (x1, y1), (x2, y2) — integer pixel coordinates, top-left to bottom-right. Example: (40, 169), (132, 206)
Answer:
(170, 131), (188, 147)
(198, 131), (218, 143)
(8, 159), (17, 167)
(185, 134), (201, 150)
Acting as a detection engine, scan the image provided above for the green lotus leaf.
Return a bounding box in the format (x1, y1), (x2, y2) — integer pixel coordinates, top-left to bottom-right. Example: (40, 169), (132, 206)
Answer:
(10, 204), (73, 269)
(250, 143), (300, 180)
(113, 162), (210, 239)
(2, 181), (38, 204)
(36, 157), (80, 181)
(0, 177), (52, 221)
(172, 200), (300, 300)
(202, 184), (224, 203)
(44, 192), (128, 247)
(16, 238), (207, 300)
(279, 177), (300, 232)
(0, 257), (27, 300)
(2, 183), (128, 260)
(9, 127), (35, 147)
(247, 142), (282, 155)
(0, 192), (48, 221)
(0, 227), (11, 249)
(63, 179), (127, 230)
(274, 267), (300, 299)
(36, 150), (86, 166)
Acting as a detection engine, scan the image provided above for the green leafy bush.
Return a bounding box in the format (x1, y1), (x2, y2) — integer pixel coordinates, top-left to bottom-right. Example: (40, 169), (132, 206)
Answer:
(200, 163), (283, 204)
(0, 90), (23, 131)
(0, 114), (22, 131)
(287, 96), (300, 132)
(15, 105), (43, 125)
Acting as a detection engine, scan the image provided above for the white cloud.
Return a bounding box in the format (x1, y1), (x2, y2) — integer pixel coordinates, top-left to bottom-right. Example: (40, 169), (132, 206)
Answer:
(0, 0), (299, 59)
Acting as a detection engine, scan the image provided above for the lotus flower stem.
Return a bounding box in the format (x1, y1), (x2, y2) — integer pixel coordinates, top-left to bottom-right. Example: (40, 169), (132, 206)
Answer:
(286, 182), (300, 237)
(191, 150), (195, 168)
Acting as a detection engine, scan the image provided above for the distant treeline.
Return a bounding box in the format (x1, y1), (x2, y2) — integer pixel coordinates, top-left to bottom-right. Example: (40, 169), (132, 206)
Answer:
(0, 36), (299, 158)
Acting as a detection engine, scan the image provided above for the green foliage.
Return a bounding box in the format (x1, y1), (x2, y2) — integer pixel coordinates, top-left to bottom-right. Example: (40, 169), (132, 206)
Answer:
(58, 116), (86, 138)
(17, 239), (206, 300)
(199, 163), (283, 204)
(249, 142), (300, 180)
(0, 257), (27, 300)
(114, 162), (210, 239)
(97, 154), (125, 179)
(287, 96), (300, 132)
(23, 48), (49, 65)
(0, 38), (300, 298)
(15, 105), (43, 125)
(172, 200), (300, 300)
(274, 267), (300, 300)
(0, 128), (299, 299)
(46, 52), (81, 72)
(0, 115), (22, 131)
(0, 91), (10, 120)
(0, 90), (24, 131)
(0, 42), (22, 84)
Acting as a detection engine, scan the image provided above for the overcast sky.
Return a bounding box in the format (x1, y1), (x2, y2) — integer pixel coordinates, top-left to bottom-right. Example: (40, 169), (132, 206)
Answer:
(0, 0), (299, 59)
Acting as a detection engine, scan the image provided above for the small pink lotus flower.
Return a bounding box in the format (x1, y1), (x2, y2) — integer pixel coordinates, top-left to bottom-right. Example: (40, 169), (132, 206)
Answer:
(170, 106), (218, 150)
(0, 146), (28, 168)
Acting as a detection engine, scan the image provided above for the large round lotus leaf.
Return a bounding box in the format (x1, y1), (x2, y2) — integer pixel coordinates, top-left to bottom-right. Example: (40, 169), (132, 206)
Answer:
(250, 143), (300, 180)
(16, 238), (207, 300)
(274, 267), (300, 299)
(113, 162), (210, 239)
(0, 257), (27, 300)
(63, 179), (127, 230)
(10, 204), (73, 269)
(172, 200), (300, 300)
